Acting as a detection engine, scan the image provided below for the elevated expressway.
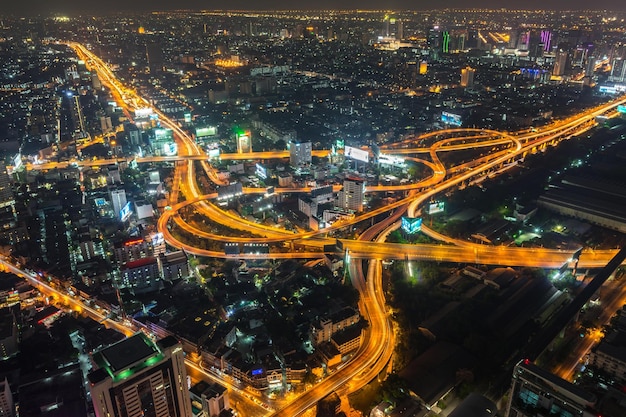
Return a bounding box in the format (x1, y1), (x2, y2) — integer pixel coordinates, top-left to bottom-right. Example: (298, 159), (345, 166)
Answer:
(66, 42), (626, 416)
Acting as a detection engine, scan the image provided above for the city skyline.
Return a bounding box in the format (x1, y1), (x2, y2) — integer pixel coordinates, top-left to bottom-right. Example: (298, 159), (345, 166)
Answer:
(3, 1), (626, 15)
(2, 7), (626, 417)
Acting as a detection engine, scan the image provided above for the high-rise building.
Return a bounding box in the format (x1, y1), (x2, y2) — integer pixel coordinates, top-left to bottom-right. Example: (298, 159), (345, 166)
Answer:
(382, 15), (391, 38)
(0, 307), (19, 360)
(338, 177), (365, 212)
(553, 50), (568, 76)
(428, 25), (447, 60)
(88, 334), (192, 417)
(396, 19), (403, 41)
(609, 58), (626, 83)
(0, 377), (14, 417)
(460, 66), (475, 87)
(146, 42), (165, 73)
(505, 359), (597, 417)
(236, 131), (252, 153)
(517, 31), (530, 50)
(540, 30), (553, 52)
(68, 92), (86, 137)
(0, 164), (15, 210)
(109, 188), (127, 219)
(289, 140), (312, 166)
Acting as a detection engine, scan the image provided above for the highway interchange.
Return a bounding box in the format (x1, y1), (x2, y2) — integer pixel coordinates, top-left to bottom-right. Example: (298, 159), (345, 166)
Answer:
(19, 41), (626, 415)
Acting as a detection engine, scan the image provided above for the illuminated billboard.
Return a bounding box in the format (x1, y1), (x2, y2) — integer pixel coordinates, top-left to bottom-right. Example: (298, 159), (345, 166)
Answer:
(120, 201), (132, 222)
(184, 113), (192, 123)
(332, 139), (345, 156)
(196, 127), (217, 138)
(208, 148), (220, 159)
(13, 153), (22, 170)
(344, 146), (369, 163)
(428, 201), (445, 214)
(151, 232), (164, 246)
(441, 111), (462, 127)
(255, 163), (267, 180)
(154, 128), (173, 141)
(162, 142), (177, 156)
(598, 84), (626, 94)
(378, 154), (406, 168)
(135, 108), (153, 118)
(402, 217), (422, 234)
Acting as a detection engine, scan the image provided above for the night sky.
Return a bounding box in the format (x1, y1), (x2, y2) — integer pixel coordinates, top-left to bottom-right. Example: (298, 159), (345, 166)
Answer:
(1, 0), (625, 16)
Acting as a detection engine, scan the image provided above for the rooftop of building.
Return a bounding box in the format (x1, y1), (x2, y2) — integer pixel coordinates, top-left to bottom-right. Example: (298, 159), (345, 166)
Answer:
(189, 380), (226, 399)
(327, 305), (359, 323)
(122, 256), (158, 270)
(594, 338), (626, 364)
(92, 333), (160, 378)
(18, 364), (87, 417)
(448, 393), (496, 417)
(161, 250), (187, 263)
(516, 360), (597, 404)
(331, 323), (362, 346)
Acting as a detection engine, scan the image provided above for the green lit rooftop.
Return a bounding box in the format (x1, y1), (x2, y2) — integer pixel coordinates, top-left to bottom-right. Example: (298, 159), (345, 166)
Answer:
(92, 333), (164, 382)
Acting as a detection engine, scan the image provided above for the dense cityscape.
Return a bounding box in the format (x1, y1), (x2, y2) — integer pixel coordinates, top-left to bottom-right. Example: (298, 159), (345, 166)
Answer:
(1, 7), (626, 417)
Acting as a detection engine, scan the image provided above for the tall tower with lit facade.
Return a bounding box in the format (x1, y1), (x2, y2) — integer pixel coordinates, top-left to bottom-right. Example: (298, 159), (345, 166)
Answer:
(460, 66), (475, 87)
(553, 50), (568, 76)
(0, 164), (15, 210)
(428, 25), (448, 61)
(109, 188), (127, 219)
(88, 334), (192, 417)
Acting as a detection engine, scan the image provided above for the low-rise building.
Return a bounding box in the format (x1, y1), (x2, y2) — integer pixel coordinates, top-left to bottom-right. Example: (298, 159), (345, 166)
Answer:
(311, 306), (360, 346)
(505, 359), (597, 417)
(331, 324), (362, 355)
(160, 251), (189, 281)
(190, 381), (230, 417)
(120, 257), (161, 294)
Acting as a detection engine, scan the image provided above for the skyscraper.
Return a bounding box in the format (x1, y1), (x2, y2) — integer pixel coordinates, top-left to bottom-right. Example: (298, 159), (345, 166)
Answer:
(553, 50), (568, 76)
(427, 26), (446, 60)
(88, 334), (193, 417)
(146, 41), (165, 74)
(540, 30), (553, 52)
(109, 188), (127, 219)
(68, 92), (86, 137)
(0, 164), (15, 210)
(396, 19), (403, 41)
